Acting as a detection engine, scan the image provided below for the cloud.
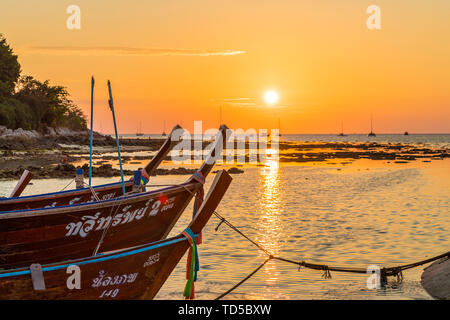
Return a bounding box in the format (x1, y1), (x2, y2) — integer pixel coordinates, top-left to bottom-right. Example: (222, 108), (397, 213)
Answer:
(20, 46), (246, 57)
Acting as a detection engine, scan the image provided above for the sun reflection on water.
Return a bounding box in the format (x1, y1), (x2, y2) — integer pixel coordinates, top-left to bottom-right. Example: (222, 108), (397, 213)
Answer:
(256, 152), (283, 294)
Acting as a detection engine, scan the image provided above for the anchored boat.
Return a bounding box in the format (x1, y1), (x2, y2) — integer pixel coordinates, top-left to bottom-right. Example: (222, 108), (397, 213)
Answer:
(367, 115), (376, 137)
(0, 170), (232, 299)
(0, 124), (184, 212)
(0, 125), (229, 269)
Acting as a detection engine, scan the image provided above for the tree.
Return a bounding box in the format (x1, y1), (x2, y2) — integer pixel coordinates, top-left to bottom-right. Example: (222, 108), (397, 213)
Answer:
(15, 76), (87, 131)
(0, 34), (87, 131)
(0, 34), (21, 101)
(0, 98), (33, 130)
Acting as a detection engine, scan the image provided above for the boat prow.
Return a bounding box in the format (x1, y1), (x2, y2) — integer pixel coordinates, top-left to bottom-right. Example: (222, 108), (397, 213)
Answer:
(0, 124), (185, 212)
(0, 170), (233, 300)
(0, 125), (230, 269)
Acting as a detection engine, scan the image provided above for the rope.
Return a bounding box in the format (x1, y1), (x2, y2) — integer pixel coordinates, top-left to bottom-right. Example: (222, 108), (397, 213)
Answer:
(92, 195), (128, 256)
(83, 182), (101, 202)
(215, 258), (271, 300)
(213, 211), (272, 257)
(91, 178), (203, 257)
(212, 213), (450, 299)
(60, 178), (75, 191)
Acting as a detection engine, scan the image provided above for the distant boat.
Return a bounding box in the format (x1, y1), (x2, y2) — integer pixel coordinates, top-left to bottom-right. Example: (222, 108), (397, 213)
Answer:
(136, 121), (144, 136)
(337, 121), (347, 137)
(367, 115), (376, 137)
(278, 118), (282, 137)
(404, 131), (409, 136)
(162, 120), (167, 137)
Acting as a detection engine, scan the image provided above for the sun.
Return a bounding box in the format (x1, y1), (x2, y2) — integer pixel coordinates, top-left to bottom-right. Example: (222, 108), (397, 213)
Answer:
(264, 90), (279, 105)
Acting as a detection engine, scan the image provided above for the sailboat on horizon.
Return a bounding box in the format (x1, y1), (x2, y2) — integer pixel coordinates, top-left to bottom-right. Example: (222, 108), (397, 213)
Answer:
(162, 120), (167, 137)
(368, 115), (376, 137)
(337, 120), (347, 137)
(136, 121), (144, 136)
(278, 118), (282, 137)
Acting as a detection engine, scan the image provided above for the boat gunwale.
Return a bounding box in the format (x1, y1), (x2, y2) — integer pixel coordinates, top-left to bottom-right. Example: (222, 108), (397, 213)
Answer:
(0, 124), (184, 205)
(0, 181), (198, 217)
(0, 180), (134, 203)
(0, 234), (194, 278)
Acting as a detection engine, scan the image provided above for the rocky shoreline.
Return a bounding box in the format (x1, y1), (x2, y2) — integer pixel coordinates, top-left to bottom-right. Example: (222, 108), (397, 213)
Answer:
(0, 125), (167, 150)
(1, 126), (449, 181)
(0, 163), (244, 180)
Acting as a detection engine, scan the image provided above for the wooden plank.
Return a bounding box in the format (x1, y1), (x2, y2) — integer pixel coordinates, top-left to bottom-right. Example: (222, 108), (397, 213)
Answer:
(9, 170), (33, 198)
(421, 256), (450, 300)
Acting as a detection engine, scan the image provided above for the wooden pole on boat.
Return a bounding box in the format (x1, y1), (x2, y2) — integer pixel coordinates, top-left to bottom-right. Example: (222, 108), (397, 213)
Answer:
(89, 76), (94, 186)
(9, 170), (33, 198)
(107, 80), (126, 195)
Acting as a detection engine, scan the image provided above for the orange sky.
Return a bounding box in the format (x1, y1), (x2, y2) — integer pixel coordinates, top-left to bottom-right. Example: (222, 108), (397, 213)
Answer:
(1, 0), (449, 134)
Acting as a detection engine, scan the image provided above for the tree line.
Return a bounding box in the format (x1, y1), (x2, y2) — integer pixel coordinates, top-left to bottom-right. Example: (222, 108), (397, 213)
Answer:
(0, 34), (87, 132)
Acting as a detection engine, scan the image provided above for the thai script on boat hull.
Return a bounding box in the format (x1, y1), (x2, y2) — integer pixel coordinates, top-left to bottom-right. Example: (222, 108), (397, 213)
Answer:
(65, 197), (176, 238)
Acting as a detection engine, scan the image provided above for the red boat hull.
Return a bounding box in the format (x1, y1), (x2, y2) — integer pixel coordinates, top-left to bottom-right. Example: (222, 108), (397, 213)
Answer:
(0, 170), (232, 300)
(0, 182), (199, 269)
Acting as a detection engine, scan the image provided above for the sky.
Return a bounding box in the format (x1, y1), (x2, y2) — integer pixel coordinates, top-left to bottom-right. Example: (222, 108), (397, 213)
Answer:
(1, 0), (449, 134)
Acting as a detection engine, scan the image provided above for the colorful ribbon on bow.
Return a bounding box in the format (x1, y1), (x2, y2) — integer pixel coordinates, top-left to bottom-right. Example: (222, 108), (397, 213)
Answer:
(182, 228), (199, 299)
(191, 171), (205, 245)
(140, 168), (150, 186)
(181, 171), (205, 300)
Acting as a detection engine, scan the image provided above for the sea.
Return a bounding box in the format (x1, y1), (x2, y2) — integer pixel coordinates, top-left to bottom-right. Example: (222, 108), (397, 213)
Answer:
(1, 134), (449, 300)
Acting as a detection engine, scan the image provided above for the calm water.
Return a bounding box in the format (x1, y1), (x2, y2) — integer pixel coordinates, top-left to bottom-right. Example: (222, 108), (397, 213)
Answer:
(282, 134), (450, 149)
(1, 134), (449, 300)
(119, 133), (450, 149)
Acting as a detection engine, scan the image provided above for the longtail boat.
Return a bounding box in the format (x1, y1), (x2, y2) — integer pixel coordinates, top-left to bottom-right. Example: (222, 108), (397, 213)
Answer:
(0, 125), (229, 269)
(0, 170), (232, 299)
(0, 124), (184, 212)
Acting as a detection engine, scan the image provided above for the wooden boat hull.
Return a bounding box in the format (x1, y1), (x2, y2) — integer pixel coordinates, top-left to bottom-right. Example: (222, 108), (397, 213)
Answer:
(0, 170), (232, 300)
(0, 182), (199, 269)
(0, 234), (192, 299)
(421, 256), (450, 300)
(0, 125), (228, 270)
(0, 125), (184, 212)
(0, 181), (134, 212)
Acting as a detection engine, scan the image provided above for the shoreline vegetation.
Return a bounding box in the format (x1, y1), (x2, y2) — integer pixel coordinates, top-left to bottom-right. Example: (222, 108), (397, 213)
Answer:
(0, 35), (87, 133)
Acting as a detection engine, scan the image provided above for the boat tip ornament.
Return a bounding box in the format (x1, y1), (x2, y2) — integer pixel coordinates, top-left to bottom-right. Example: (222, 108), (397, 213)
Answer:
(181, 227), (199, 300)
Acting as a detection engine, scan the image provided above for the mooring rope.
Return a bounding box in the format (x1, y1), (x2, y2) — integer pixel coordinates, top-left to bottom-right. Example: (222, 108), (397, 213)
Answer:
(83, 182), (101, 202)
(60, 178), (75, 191)
(127, 179), (449, 299)
(212, 212), (450, 299)
(92, 195), (128, 256)
(215, 258), (271, 300)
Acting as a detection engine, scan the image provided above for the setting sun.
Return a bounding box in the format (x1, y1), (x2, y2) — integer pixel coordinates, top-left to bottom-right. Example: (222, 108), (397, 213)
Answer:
(264, 90), (279, 105)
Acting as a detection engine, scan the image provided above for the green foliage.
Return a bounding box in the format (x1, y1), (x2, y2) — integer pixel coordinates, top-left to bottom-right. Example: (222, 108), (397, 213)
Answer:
(0, 34), (87, 131)
(0, 98), (33, 130)
(0, 34), (21, 100)
(15, 76), (87, 131)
